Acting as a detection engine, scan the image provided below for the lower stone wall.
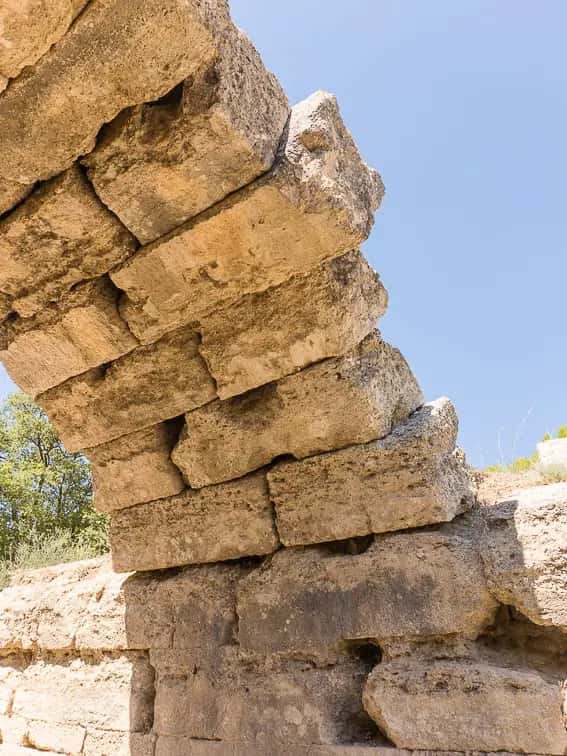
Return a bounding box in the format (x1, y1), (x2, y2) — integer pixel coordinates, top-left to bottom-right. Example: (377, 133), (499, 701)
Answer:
(1, 486), (566, 756)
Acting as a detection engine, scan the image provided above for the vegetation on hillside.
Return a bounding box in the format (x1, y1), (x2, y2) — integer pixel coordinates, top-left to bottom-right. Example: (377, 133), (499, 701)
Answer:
(0, 392), (108, 587)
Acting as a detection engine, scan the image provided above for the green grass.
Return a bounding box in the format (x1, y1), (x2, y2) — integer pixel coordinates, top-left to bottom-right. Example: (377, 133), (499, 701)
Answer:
(0, 529), (108, 590)
(486, 452), (539, 475)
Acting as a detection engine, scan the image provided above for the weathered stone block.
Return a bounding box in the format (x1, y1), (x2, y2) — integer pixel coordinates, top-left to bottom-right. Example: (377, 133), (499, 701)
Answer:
(363, 657), (567, 755)
(156, 743), (411, 756)
(237, 520), (497, 656)
(269, 398), (472, 546)
(112, 91), (383, 342)
(0, 178), (33, 218)
(0, 276), (138, 397)
(0, 0), (87, 81)
(0, 558), (130, 653)
(152, 648), (377, 746)
(11, 655), (154, 734)
(200, 250), (388, 399)
(0, 0), (231, 186)
(82, 730), (155, 756)
(110, 472), (278, 572)
(37, 327), (216, 452)
(0, 166), (136, 318)
(26, 720), (85, 755)
(88, 422), (184, 513)
(481, 482), (567, 630)
(84, 26), (289, 244)
(123, 563), (243, 651)
(172, 334), (422, 488)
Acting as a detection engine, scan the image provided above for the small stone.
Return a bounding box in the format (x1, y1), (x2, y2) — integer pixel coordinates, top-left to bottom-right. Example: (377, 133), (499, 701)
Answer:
(0, 0), (231, 185)
(36, 327), (216, 452)
(200, 250), (388, 399)
(88, 422), (184, 512)
(84, 25), (289, 244)
(112, 91), (383, 343)
(237, 518), (497, 656)
(269, 398), (472, 546)
(0, 276), (138, 397)
(110, 472), (279, 572)
(0, 166), (136, 318)
(481, 482), (567, 630)
(172, 334), (422, 488)
(363, 657), (567, 755)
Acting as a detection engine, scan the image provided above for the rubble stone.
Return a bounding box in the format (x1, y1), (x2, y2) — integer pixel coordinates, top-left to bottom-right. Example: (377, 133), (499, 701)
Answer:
(237, 520), (498, 656)
(200, 249), (388, 399)
(112, 91), (383, 343)
(481, 482), (567, 630)
(0, 166), (136, 318)
(84, 25), (289, 244)
(0, 276), (138, 397)
(88, 422), (184, 512)
(36, 327), (216, 452)
(0, 0), (231, 186)
(110, 472), (279, 572)
(173, 334), (422, 488)
(363, 657), (567, 755)
(269, 398), (472, 546)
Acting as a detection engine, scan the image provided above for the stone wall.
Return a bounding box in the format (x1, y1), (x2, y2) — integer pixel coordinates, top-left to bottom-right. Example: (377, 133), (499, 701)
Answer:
(0, 1), (566, 754)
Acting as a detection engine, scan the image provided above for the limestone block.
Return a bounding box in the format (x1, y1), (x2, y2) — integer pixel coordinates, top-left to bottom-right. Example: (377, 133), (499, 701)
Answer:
(156, 743), (418, 756)
(83, 730), (155, 756)
(152, 649), (377, 746)
(172, 334), (422, 488)
(481, 482), (567, 630)
(84, 26), (289, 244)
(88, 422), (184, 513)
(0, 166), (136, 318)
(537, 437), (567, 467)
(200, 250), (389, 399)
(0, 0), (231, 186)
(110, 472), (279, 572)
(11, 655), (154, 734)
(363, 658), (567, 755)
(112, 91), (384, 343)
(26, 720), (85, 754)
(123, 563), (242, 651)
(0, 276), (138, 397)
(0, 0), (88, 81)
(37, 327), (216, 452)
(0, 558), (130, 652)
(0, 713), (27, 746)
(237, 521), (498, 656)
(269, 398), (472, 546)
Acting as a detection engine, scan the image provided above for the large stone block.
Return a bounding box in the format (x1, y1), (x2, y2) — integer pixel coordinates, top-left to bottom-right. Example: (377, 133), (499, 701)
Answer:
(88, 422), (184, 513)
(84, 26), (289, 244)
(200, 250), (388, 399)
(112, 91), (383, 343)
(0, 558), (130, 653)
(0, 276), (138, 397)
(0, 167), (136, 318)
(155, 743), (421, 756)
(37, 327), (216, 452)
(123, 563), (243, 651)
(11, 655), (154, 734)
(0, 0), (87, 81)
(269, 398), (472, 546)
(25, 720), (85, 755)
(172, 334), (422, 488)
(237, 520), (498, 656)
(481, 482), (567, 630)
(363, 657), (567, 755)
(110, 472), (279, 572)
(0, 0), (231, 187)
(152, 648), (378, 747)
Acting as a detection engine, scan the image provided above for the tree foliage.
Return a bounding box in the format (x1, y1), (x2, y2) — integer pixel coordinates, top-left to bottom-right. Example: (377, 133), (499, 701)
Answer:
(0, 392), (107, 562)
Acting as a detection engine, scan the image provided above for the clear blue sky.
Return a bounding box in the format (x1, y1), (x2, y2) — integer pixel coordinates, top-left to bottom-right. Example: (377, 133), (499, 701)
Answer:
(1, 1), (565, 467)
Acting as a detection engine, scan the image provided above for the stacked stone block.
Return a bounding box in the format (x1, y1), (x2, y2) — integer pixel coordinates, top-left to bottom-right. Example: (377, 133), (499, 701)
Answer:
(0, 1), (566, 754)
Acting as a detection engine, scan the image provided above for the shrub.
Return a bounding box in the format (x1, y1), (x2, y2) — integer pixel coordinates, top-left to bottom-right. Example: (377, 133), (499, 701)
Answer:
(557, 426), (567, 439)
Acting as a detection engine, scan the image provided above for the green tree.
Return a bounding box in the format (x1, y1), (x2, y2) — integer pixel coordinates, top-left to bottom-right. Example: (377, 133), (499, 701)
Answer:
(0, 392), (107, 562)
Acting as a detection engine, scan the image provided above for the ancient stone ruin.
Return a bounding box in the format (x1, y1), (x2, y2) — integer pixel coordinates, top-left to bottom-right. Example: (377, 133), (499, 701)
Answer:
(0, 2), (566, 755)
